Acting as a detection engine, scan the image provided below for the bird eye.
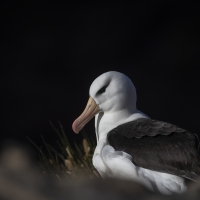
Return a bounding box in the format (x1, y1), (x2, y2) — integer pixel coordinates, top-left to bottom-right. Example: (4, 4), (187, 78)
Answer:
(96, 84), (108, 95)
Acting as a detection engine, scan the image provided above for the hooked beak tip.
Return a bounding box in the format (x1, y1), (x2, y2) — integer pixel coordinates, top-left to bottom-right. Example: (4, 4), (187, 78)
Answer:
(72, 120), (79, 134)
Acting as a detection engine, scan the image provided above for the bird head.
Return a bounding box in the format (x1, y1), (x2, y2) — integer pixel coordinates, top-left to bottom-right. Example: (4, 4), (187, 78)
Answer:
(72, 71), (137, 134)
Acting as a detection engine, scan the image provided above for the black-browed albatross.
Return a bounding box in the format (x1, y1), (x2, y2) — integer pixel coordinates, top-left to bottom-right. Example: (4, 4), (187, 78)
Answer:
(72, 71), (200, 194)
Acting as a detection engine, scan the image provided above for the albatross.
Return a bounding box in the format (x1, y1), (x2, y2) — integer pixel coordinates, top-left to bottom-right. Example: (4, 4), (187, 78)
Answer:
(72, 71), (200, 194)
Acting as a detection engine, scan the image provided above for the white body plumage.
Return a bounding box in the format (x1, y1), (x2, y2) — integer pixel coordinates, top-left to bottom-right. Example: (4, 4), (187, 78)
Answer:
(73, 71), (187, 194)
(93, 113), (186, 194)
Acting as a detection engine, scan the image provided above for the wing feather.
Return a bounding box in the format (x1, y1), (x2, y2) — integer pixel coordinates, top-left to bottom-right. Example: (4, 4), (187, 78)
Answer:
(107, 118), (200, 181)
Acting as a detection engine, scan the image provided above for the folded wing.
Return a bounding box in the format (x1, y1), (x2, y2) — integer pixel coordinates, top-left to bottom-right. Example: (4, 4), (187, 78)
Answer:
(107, 118), (200, 181)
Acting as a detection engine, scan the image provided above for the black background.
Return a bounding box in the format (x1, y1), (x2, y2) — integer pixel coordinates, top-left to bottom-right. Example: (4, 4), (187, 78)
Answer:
(1, 1), (200, 152)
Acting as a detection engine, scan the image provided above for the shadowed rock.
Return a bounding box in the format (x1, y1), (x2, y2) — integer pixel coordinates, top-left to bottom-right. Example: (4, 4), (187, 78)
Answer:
(0, 142), (200, 200)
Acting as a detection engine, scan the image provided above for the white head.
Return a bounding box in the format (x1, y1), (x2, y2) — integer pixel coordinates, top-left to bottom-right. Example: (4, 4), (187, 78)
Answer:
(72, 71), (137, 134)
(89, 71), (137, 113)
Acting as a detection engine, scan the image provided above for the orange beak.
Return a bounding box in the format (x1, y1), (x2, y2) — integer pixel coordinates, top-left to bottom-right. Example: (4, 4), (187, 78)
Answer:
(72, 97), (100, 134)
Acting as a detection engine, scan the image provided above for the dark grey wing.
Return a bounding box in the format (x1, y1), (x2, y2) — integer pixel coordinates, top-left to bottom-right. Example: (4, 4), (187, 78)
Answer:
(107, 118), (200, 181)
(113, 118), (186, 138)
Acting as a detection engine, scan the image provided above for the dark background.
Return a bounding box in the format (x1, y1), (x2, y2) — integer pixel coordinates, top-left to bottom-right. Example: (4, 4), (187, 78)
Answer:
(1, 1), (200, 152)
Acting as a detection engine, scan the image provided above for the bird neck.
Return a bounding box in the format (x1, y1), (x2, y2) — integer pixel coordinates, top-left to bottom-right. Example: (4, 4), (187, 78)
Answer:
(95, 109), (148, 142)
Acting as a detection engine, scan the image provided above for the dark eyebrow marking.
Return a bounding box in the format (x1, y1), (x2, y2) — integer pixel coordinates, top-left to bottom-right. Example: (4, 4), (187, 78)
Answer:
(96, 82), (110, 96)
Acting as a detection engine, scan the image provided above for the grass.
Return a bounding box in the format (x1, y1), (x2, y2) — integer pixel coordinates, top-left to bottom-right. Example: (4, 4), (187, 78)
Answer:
(26, 121), (100, 180)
